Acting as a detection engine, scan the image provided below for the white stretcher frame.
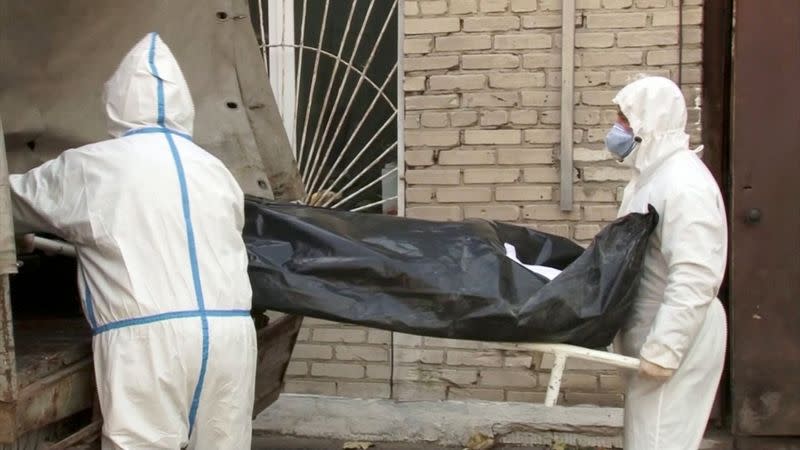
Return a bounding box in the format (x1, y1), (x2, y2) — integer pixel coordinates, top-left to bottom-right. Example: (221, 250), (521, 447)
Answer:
(30, 236), (641, 407)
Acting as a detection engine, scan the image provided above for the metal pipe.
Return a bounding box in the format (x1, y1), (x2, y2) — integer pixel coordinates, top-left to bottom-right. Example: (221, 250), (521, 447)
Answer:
(32, 237), (76, 258)
(677, 0), (684, 88)
(560, 0), (576, 211)
(293, 0), (309, 158)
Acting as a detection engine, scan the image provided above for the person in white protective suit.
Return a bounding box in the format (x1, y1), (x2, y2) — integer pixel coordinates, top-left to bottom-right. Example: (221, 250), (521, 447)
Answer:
(604, 76), (728, 450)
(9, 33), (256, 449)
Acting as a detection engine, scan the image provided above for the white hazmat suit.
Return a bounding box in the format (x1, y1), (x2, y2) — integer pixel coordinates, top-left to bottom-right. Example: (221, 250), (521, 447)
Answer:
(9, 33), (256, 449)
(613, 77), (728, 450)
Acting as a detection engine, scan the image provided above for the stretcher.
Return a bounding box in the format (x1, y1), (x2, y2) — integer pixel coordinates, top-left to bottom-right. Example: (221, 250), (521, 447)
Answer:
(32, 236), (641, 407)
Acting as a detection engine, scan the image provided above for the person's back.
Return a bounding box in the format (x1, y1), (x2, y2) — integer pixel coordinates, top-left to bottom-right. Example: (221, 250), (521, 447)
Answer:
(9, 33), (256, 450)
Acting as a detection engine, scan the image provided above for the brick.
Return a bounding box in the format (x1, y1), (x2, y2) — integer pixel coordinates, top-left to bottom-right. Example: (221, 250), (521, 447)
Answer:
(522, 167), (560, 183)
(481, 369), (537, 387)
(575, 32), (615, 48)
(523, 205), (581, 221)
(405, 1), (419, 16)
(404, 38), (433, 54)
(464, 168), (520, 184)
(439, 149), (496, 165)
(406, 94), (460, 110)
(521, 91), (560, 106)
(489, 72), (546, 89)
(580, 50), (643, 67)
(652, 8), (703, 27)
(524, 129), (560, 144)
(584, 205), (619, 221)
(574, 186), (617, 202)
(286, 361), (308, 376)
(407, 205), (463, 221)
(394, 333), (424, 347)
(311, 363), (365, 379)
(538, 111), (560, 125)
(464, 129), (521, 145)
(617, 186), (625, 201)
(335, 346), (389, 362)
(293, 344), (333, 359)
(450, 0), (478, 14)
(683, 28), (702, 45)
(542, 372), (598, 390)
(509, 110), (538, 125)
(449, 387), (505, 401)
(463, 16), (520, 32)
(297, 328), (311, 342)
(406, 113), (421, 129)
(617, 30), (679, 47)
(285, 380), (337, 396)
(575, 224), (602, 240)
(511, 0), (537, 12)
(480, 0), (508, 12)
(405, 17), (460, 35)
(313, 329), (367, 343)
(498, 148), (553, 165)
(564, 392), (624, 407)
(575, 108), (602, 125)
(574, 147), (613, 162)
(581, 90), (617, 106)
(495, 34), (552, 50)
(589, 128), (609, 143)
(436, 187), (492, 203)
(406, 187), (435, 203)
(609, 69), (670, 86)
(447, 351), (503, 367)
(463, 91), (519, 108)
(404, 76), (426, 92)
(647, 49), (702, 66)
(539, 0), (602, 9)
(337, 382), (391, 399)
(368, 330), (391, 345)
(534, 223), (572, 238)
(462, 54), (520, 70)
(522, 53), (561, 69)
(406, 169), (461, 185)
(420, 112), (449, 128)
(435, 35), (492, 52)
(420, 0), (448, 15)
(635, 0), (666, 5)
(586, 12), (647, 29)
(406, 130), (460, 147)
(602, 0), (633, 7)
(480, 110), (509, 126)
(522, 14), (582, 29)
(600, 374), (624, 391)
(423, 337), (481, 349)
(582, 166), (631, 181)
(394, 383), (447, 401)
(464, 205), (521, 221)
(495, 186), (553, 202)
(429, 74), (486, 91)
(367, 365), (392, 380)
(396, 367), (478, 385)
(395, 348), (445, 364)
(405, 150), (435, 167)
(507, 391), (550, 403)
(677, 68), (702, 84)
(405, 55), (460, 72)
(505, 355), (534, 368)
(451, 111), (479, 127)
(575, 70), (608, 87)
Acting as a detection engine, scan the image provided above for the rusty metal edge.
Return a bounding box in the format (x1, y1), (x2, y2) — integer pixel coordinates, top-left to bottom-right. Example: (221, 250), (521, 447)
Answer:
(253, 314), (303, 415)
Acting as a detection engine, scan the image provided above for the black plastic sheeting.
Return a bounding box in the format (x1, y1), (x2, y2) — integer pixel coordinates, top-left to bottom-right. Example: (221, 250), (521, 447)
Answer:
(245, 198), (658, 348)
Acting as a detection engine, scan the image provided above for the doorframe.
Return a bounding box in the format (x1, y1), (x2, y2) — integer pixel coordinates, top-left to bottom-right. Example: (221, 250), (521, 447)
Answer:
(701, 0), (734, 430)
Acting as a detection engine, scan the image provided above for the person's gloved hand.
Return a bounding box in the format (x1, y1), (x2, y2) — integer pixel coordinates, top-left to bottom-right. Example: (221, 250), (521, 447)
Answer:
(639, 358), (675, 381)
(15, 233), (35, 254)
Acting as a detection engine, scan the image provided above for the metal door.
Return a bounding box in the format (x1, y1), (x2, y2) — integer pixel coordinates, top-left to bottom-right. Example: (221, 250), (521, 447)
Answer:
(730, 0), (800, 436)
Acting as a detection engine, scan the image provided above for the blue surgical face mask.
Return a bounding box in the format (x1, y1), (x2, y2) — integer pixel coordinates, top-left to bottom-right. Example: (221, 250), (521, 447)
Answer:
(605, 123), (637, 160)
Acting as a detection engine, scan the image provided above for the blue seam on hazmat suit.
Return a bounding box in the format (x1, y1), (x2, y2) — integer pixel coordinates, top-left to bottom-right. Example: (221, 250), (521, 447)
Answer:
(79, 264), (99, 329)
(92, 309), (250, 335)
(124, 127), (192, 141)
(147, 31), (209, 436)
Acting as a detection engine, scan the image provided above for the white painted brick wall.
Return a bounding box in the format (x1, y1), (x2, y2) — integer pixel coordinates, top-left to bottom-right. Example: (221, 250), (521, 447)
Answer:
(285, 0), (705, 407)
